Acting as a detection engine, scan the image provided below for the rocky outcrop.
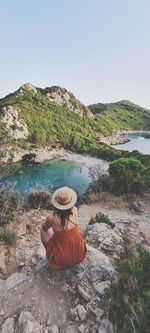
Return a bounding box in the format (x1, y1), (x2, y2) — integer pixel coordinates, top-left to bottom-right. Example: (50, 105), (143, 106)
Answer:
(18, 83), (37, 95)
(86, 222), (125, 258)
(0, 105), (29, 139)
(44, 86), (93, 117)
(98, 132), (130, 145)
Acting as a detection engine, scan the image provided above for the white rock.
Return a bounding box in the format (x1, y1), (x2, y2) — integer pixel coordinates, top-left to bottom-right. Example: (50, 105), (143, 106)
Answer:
(18, 311), (43, 333)
(79, 246), (116, 282)
(78, 323), (85, 333)
(76, 304), (87, 321)
(49, 324), (59, 333)
(0, 279), (5, 293)
(5, 272), (27, 290)
(77, 285), (91, 302)
(98, 319), (114, 333)
(86, 223), (124, 257)
(0, 252), (7, 275)
(1, 317), (15, 333)
(0, 310), (5, 316)
(93, 281), (111, 296)
(1, 105), (29, 139)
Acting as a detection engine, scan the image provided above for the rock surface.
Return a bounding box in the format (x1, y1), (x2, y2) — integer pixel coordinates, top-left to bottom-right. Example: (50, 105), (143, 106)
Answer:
(1, 317), (15, 333)
(45, 86), (93, 118)
(0, 105), (29, 139)
(0, 194), (149, 332)
(98, 319), (115, 333)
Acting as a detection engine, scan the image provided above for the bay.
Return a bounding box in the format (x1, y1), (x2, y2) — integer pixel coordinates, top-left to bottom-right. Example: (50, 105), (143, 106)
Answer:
(0, 159), (91, 197)
(112, 134), (150, 155)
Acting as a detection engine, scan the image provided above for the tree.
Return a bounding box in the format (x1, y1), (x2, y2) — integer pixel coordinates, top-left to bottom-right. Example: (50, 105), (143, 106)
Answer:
(109, 158), (145, 193)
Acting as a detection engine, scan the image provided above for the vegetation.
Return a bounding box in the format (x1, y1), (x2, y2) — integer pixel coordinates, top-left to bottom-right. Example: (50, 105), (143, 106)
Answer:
(26, 191), (53, 210)
(0, 227), (17, 245)
(109, 157), (150, 194)
(108, 245), (150, 333)
(1, 86), (150, 164)
(88, 100), (150, 131)
(95, 212), (115, 228)
(0, 190), (22, 227)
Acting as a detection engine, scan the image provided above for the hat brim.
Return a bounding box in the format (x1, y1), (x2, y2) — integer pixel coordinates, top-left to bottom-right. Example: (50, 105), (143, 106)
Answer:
(51, 188), (77, 210)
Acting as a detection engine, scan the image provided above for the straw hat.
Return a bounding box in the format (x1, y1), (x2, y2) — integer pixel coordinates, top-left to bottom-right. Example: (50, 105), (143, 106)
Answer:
(51, 186), (77, 210)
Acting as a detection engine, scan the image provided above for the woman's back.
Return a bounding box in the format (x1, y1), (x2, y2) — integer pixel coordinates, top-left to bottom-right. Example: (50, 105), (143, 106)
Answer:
(51, 207), (78, 232)
(41, 186), (87, 270)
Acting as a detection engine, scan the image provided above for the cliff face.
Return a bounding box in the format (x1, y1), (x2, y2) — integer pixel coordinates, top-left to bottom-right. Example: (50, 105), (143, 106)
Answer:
(44, 86), (93, 118)
(1, 105), (29, 139)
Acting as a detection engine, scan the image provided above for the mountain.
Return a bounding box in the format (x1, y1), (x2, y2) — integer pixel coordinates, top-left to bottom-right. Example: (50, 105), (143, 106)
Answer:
(88, 100), (150, 131)
(0, 83), (150, 162)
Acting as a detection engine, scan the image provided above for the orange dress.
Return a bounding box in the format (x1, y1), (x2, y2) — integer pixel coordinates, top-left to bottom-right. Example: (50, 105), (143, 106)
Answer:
(45, 224), (87, 271)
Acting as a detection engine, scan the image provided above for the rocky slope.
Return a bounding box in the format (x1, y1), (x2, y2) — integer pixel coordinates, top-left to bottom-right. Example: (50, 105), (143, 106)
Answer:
(0, 194), (149, 333)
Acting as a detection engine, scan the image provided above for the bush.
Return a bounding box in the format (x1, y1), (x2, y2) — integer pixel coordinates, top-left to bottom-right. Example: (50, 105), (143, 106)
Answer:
(108, 245), (150, 333)
(0, 227), (17, 245)
(109, 158), (145, 194)
(26, 191), (53, 209)
(0, 190), (22, 227)
(95, 212), (115, 229)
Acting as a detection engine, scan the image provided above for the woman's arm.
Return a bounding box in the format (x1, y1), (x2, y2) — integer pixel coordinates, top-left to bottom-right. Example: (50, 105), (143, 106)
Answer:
(42, 215), (53, 231)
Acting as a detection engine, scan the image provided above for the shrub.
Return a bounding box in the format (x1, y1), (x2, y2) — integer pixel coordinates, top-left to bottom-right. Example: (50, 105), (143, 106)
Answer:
(26, 191), (53, 209)
(0, 190), (22, 227)
(108, 245), (150, 333)
(0, 227), (17, 245)
(95, 212), (115, 229)
(109, 158), (145, 194)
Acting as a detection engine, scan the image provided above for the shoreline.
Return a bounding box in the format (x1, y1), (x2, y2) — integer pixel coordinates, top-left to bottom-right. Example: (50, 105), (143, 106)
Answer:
(99, 130), (150, 145)
(1, 130), (150, 164)
(0, 147), (109, 173)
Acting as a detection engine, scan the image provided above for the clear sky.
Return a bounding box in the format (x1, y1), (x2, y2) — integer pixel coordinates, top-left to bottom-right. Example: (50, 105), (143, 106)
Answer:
(0, 0), (150, 108)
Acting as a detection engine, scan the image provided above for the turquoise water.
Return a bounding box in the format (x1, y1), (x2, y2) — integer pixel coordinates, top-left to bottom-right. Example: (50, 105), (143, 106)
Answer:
(113, 134), (150, 154)
(0, 159), (91, 197)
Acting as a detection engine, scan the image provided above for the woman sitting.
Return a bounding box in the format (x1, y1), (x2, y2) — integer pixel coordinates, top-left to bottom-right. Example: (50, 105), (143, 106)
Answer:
(41, 186), (87, 270)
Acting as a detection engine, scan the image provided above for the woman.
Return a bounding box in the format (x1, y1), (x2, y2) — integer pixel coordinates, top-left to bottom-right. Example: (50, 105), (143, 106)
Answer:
(41, 186), (87, 270)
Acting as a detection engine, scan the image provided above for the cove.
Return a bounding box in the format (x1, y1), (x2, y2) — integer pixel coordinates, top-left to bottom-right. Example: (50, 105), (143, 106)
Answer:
(112, 134), (150, 155)
(1, 159), (91, 197)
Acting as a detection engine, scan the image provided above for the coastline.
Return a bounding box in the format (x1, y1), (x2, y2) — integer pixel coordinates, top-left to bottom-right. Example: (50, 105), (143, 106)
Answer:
(99, 130), (150, 146)
(1, 146), (109, 172)
(1, 130), (150, 164)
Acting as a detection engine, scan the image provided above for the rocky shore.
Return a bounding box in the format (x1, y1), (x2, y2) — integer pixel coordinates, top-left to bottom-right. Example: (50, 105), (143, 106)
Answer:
(1, 147), (109, 174)
(99, 130), (150, 146)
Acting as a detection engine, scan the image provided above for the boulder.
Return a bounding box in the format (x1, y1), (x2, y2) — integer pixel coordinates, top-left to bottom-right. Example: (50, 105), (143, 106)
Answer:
(98, 319), (115, 333)
(78, 246), (116, 282)
(86, 223), (124, 257)
(5, 272), (27, 290)
(1, 317), (15, 333)
(18, 311), (43, 333)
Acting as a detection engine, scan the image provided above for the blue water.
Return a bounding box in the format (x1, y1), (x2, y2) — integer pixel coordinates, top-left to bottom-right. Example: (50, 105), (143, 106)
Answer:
(0, 159), (91, 197)
(113, 134), (150, 154)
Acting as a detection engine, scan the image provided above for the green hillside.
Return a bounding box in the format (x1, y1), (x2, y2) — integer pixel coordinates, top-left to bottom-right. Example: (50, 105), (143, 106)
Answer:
(0, 86), (120, 160)
(0, 85), (150, 162)
(88, 100), (150, 131)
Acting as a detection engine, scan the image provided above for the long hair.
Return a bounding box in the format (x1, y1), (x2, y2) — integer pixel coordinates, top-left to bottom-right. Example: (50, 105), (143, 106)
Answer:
(53, 207), (73, 227)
